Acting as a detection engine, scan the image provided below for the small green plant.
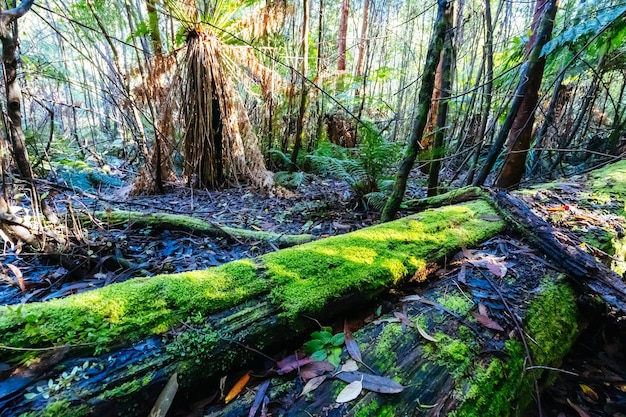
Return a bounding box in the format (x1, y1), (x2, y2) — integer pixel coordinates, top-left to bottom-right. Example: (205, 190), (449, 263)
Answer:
(302, 326), (345, 368)
(24, 361), (91, 401)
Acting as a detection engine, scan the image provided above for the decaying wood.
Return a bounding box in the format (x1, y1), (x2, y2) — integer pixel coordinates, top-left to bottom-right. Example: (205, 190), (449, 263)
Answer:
(492, 190), (626, 314)
(86, 210), (317, 248)
(0, 203), (503, 416)
(403, 186), (483, 211)
(202, 239), (578, 417)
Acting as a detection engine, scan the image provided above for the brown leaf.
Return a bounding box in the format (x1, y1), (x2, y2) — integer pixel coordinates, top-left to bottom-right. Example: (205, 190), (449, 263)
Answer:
(393, 312), (414, 328)
(478, 302), (488, 316)
(340, 359), (359, 373)
(472, 312), (504, 332)
(299, 375), (326, 398)
(344, 321), (362, 363)
(276, 354), (313, 375)
(567, 398), (591, 417)
(225, 372), (250, 404)
(336, 379), (362, 403)
(148, 372), (178, 417)
(486, 259), (507, 277)
(416, 322), (438, 342)
(372, 317), (402, 325)
(6, 263), (25, 293)
(300, 361), (335, 380)
(335, 371), (405, 394)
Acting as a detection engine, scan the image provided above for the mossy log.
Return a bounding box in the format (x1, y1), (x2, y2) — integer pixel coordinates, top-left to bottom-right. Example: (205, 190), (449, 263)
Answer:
(402, 186), (484, 212)
(86, 210), (317, 248)
(0, 201), (503, 416)
(208, 248), (578, 417)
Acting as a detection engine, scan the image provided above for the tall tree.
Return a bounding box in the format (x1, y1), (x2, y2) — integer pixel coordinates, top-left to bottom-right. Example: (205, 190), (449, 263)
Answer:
(427, 2), (454, 197)
(381, 0), (451, 222)
(475, 0), (558, 189)
(337, 0), (349, 90)
(289, 0), (309, 171)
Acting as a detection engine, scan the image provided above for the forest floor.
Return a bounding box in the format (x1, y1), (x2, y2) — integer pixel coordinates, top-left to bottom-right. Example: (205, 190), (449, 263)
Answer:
(0, 170), (625, 416)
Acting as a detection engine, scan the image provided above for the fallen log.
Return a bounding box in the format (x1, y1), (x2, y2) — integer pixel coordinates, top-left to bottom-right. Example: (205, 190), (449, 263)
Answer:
(198, 237), (580, 417)
(0, 200), (503, 416)
(85, 210), (316, 248)
(491, 191), (626, 314)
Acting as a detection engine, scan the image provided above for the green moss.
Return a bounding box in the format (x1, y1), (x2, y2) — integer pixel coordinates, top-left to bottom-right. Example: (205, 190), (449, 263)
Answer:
(0, 260), (265, 354)
(372, 323), (403, 372)
(264, 200), (504, 318)
(424, 332), (474, 378)
(19, 400), (90, 417)
(436, 294), (474, 316)
(453, 275), (578, 417)
(99, 373), (154, 400)
(0, 200), (503, 358)
(354, 398), (382, 417)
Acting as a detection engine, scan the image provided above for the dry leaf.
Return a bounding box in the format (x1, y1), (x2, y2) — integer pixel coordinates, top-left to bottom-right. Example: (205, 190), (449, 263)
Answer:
(340, 359), (359, 373)
(579, 384), (599, 401)
(335, 371), (404, 394)
(567, 398), (591, 417)
(336, 378), (363, 403)
(248, 379), (271, 417)
(300, 361), (335, 380)
(276, 354), (313, 375)
(148, 372), (178, 417)
(479, 215), (502, 221)
(393, 312), (414, 328)
(299, 375), (326, 397)
(486, 259), (507, 277)
(478, 303), (488, 316)
(457, 264), (467, 284)
(344, 321), (362, 363)
(7, 263), (25, 293)
(472, 312), (504, 332)
(416, 322), (437, 342)
(225, 372), (251, 404)
(372, 317), (401, 325)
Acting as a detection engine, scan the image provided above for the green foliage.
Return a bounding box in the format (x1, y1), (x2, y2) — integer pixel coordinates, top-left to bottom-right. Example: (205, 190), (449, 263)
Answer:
(308, 124), (400, 207)
(273, 171), (312, 189)
(303, 326), (345, 367)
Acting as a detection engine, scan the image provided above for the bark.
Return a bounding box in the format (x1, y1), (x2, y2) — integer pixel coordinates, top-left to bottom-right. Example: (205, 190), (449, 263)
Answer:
(494, 0), (558, 189)
(427, 4), (454, 197)
(289, 0), (309, 172)
(87, 210), (317, 248)
(336, 0), (349, 91)
(381, 0), (451, 222)
(473, 0), (557, 187)
(0, 201), (505, 416)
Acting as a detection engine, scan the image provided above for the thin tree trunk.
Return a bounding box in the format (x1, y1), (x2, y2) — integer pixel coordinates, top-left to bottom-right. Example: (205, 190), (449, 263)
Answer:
(474, 0), (558, 187)
(289, 0), (309, 172)
(336, 0), (349, 91)
(466, 0), (497, 185)
(494, 0), (558, 189)
(381, 0), (451, 222)
(427, 4), (453, 197)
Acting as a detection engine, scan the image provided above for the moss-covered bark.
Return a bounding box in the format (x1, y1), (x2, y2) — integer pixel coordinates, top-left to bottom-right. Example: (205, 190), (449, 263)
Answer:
(0, 200), (503, 416)
(87, 210), (316, 248)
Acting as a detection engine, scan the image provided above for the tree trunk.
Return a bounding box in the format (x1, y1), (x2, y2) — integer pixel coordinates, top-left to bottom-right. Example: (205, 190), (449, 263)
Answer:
(473, 0), (557, 187)
(289, 0), (309, 172)
(336, 0), (349, 91)
(494, 0), (558, 189)
(427, 3), (454, 197)
(381, 0), (451, 222)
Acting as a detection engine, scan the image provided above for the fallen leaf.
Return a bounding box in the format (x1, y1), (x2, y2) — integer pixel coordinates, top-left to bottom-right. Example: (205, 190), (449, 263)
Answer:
(547, 205), (570, 212)
(416, 322), (438, 342)
(248, 379), (271, 417)
(300, 361), (335, 380)
(472, 312), (504, 332)
(335, 371), (404, 394)
(478, 303), (488, 316)
(299, 375), (326, 397)
(399, 294), (423, 303)
(225, 372), (251, 404)
(276, 354), (313, 375)
(393, 312), (415, 328)
(148, 372), (178, 417)
(336, 378), (362, 403)
(479, 215), (502, 221)
(486, 259), (507, 278)
(457, 264), (467, 284)
(372, 317), (402, 325)
(344, 321), (362, 363)
(567, 398), (591, 417)
(616, 383), (626, 392)
(6, 264), (25, 293)
(340, 359), (359, 373)
(579, 384), (599, 401)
